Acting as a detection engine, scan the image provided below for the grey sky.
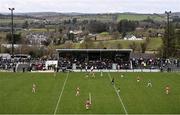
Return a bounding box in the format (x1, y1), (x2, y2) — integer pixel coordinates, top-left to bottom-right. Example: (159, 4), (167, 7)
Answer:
(0, 0), (179, 13)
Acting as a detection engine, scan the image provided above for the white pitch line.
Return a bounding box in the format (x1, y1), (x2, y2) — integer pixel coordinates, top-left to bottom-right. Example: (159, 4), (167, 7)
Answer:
(108, 72), (128, 115)
(54, 72), (69, 115)
(89, 92), (92, 104)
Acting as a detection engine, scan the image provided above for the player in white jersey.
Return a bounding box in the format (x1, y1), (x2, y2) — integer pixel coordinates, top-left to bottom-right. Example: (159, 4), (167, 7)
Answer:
(90, 66), (95, 78)
(165, 85), (170, 95)
(121, 74), (124, 78)
(32, 83), (36, 93)
(76, 87), (80, 96)
(117, 87), (120, 93)
(85, 73), (89, 78)
(147, 80), (152, 87)
(85, 65), (88, 72)
(90, 66), (94, 72)
(100, 70), (103, 77)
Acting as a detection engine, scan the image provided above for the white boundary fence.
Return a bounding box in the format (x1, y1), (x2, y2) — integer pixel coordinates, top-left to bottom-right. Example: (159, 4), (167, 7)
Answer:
(72, 69), (160, 72)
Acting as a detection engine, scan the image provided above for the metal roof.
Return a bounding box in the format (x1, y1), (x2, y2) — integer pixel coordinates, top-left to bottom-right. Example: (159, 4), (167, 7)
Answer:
(56, 49), (132, 52)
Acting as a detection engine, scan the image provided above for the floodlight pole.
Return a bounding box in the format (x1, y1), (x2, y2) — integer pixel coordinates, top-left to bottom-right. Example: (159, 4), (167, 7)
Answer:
(165, 11), (171, 58)
(9, 8), (15, 58)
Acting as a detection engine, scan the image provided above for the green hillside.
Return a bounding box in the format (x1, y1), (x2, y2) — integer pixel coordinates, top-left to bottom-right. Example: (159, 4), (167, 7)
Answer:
(56, 37), (163, 51)
(117, 13), (165, 21)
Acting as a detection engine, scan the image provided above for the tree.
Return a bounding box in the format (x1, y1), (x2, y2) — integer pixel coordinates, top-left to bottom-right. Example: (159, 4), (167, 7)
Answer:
(30, 47), (45, 58)
(41, 39), (51, 46)
(175, 29), (180, 58)
(64, 41), (74, 49)
(46, 44), (55, 58)
(18, 45), (31, 54)
(140, 38), (151, 53)
(162, 24), (176, 58)
(143, 16), (154, 23)
(129, 42), (137, 52)
(46, 27), (50, 33)
(72, 18), (77, 25)
(22, 21), (29, 29)
(117, 19), (138, 33)
(121, 32), (127, 39)
(67, 32), (75, 42)
(112, 31), (120, 39)
(6, 33), (22, 44)
(58, 27), (63, 33)
(79, 37), (94, 49)
(0, 37), (3, 53)
(140, 42), (148, 53)
(88, 20), (108, 33)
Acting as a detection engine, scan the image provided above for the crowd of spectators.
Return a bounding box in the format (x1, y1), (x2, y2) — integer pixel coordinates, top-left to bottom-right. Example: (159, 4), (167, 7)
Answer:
(58, 57), (137, 70)
(131, 58), (180, 71)
(0, 55), (180, 72)
(57, 56), (180, 71)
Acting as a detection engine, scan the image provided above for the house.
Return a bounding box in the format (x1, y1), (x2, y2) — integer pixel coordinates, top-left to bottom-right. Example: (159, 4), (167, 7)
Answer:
(69, 30), (83, 35)
(124, 35), (143, 40)
(26, 33), (48, 45)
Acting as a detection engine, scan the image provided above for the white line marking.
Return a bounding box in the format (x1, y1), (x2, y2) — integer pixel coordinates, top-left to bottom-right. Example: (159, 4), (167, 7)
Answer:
(108, 72), (128, 115)
(54, 72), (69, 115)
(89, 92), (92, 104)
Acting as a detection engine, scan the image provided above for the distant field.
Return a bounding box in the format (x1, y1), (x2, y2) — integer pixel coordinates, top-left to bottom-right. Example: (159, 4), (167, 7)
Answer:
(147, 38), (163, 51)
(0, 72), (180, 114)
(0, 13), (166, 24)
(96, 38), (162, 50)
(117, 14), (165, 21)
(0, 18), (36, 24)
(57, 37), (163, 51)
(29, 28), (55, 32)
(0, 19), (25, 24)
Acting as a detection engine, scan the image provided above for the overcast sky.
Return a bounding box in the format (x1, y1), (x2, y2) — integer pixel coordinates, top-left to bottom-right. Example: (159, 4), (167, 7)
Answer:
(0, 0), (180, 13)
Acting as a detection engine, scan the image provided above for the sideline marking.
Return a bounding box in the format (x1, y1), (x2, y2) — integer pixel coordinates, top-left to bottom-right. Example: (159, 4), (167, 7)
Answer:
(54, 72), (69, 115)
(108, 72), (128, 115)
(89, 92), (92, 104)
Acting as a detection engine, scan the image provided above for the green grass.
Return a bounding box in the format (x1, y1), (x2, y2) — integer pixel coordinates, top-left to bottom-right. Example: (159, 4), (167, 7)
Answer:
(57, 37), (162, 50)
(29, 28), (55, 33)
(0, 72), (180, 114)
(100, 32), (109, 35)
(0, 19), (25, 24)
(147, 38), (163, 51)
(95, 39), (144, 49)
(117, 14), (165, 21)
(0, 18), (36, 24)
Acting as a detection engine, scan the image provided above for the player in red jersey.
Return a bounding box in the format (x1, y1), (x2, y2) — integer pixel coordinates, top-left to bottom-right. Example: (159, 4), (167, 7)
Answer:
(85, 99), (91, 110)
(165, 85), (170, 95)
(76, 87), (80, 96)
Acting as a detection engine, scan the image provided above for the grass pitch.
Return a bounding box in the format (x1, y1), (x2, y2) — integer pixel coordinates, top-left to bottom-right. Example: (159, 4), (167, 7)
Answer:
(0, 72), (180, 114)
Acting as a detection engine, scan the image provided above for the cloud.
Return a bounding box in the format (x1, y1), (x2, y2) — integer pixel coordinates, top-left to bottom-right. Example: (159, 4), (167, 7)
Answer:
(0, 0), (179, 13)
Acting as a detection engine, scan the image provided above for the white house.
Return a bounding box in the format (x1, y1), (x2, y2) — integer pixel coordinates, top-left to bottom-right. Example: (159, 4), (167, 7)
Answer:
(26, 33), (48, 45)
(124, 35), (143, 40)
